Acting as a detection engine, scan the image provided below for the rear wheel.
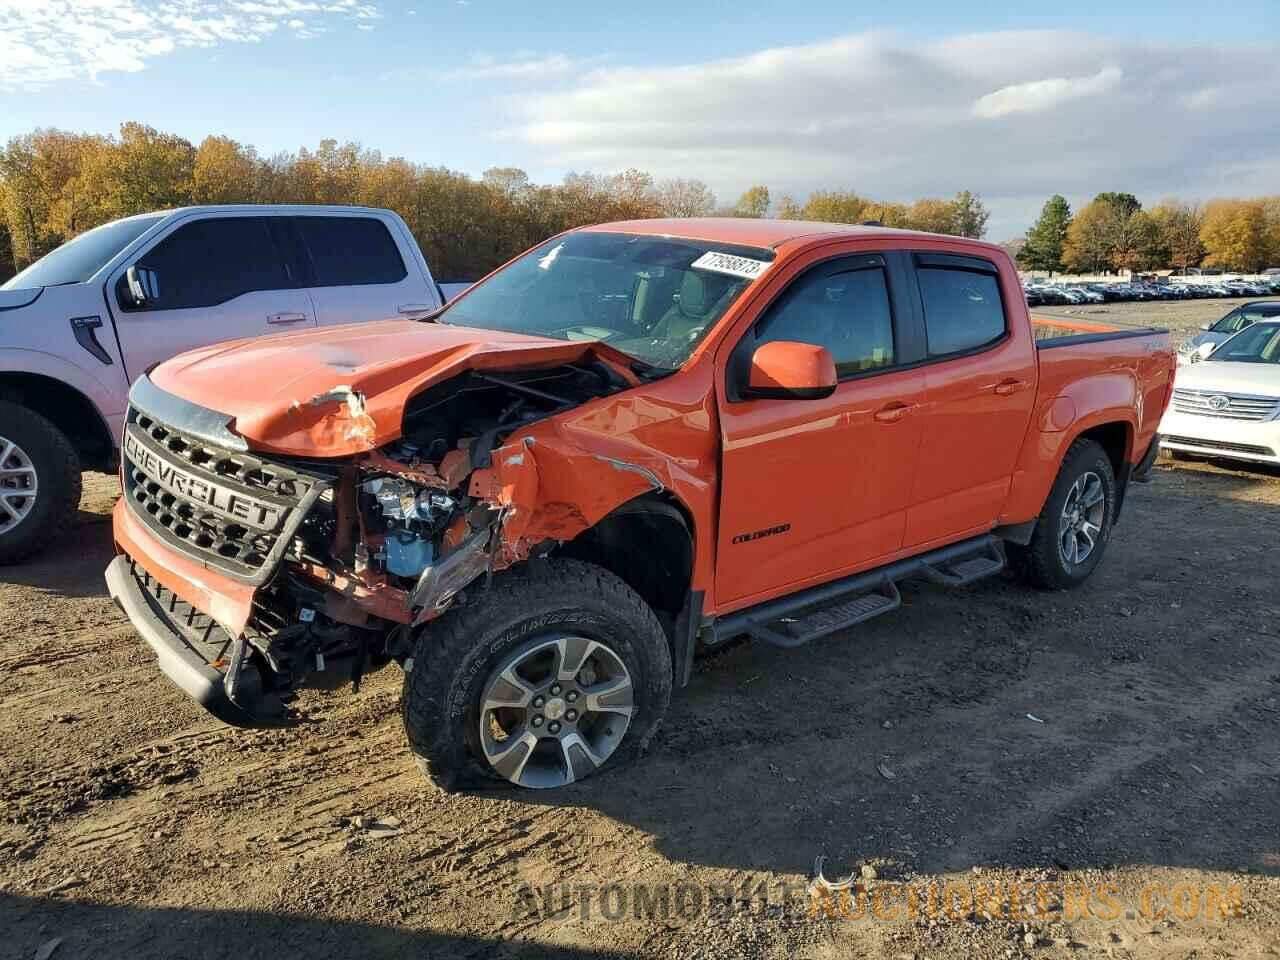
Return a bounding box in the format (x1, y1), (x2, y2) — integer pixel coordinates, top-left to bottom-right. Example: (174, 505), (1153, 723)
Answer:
(0, 402), (82, 565)
(1008, 438), (1116, 590)
(402, 559), (672, 791)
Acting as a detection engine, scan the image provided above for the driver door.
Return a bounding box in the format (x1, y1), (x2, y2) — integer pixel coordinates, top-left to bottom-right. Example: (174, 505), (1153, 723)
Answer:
(107, 214), (316, 383)
(715, 250), (926, 608)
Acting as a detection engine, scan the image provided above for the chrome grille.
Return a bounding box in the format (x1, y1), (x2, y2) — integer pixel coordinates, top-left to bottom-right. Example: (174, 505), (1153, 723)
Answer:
(1170, 388), (1280, 421)
(1162, 435), (1276, 458)
(122, 407), (331, 584)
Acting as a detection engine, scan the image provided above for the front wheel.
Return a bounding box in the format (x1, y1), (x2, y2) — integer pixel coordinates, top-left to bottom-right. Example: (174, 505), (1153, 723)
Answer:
(402, 559), (672, 791)
(0, 402), (82, 565)
(1008, 438), (1116, 590)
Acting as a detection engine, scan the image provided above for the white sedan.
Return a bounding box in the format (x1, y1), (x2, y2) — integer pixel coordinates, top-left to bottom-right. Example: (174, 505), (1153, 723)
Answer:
(1160, 320), (1280, 466)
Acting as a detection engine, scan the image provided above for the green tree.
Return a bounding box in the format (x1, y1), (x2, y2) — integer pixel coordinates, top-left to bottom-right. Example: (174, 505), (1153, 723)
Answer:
(1094, 192), (1141, 218)
(1017, 195), (1072, 274)
(952, 190), (990, 238)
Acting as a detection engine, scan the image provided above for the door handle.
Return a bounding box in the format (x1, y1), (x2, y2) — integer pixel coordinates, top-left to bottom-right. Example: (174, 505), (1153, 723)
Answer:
(994, 378), (1028, 396)
(267, 311), (308, 324)
(398, 303), (434, 315)
(873, 401), (914, 423)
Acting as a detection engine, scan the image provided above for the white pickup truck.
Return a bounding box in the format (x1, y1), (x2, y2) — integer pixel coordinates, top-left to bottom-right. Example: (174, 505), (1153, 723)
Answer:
(0, 205), (455, 562)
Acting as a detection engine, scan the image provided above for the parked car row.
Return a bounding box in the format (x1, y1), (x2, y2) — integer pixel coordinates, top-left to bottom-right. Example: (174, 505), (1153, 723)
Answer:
(1024, 276), (1280, 306)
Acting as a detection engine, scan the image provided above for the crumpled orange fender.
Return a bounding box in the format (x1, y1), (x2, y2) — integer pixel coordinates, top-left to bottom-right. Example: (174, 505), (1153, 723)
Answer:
(466, 367), (720, 587)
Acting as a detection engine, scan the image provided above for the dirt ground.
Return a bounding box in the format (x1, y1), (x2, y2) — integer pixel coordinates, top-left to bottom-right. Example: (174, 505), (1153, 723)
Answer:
(2, 297), (1279, 960)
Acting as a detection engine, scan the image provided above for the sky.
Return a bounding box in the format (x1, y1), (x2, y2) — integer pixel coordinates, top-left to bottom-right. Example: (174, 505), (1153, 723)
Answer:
(3, 0), (1279, 241)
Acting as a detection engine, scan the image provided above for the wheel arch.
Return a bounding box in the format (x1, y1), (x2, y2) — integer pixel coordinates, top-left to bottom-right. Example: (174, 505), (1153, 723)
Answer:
(0, 372), (115, 472)
(557, 491), (695, 635)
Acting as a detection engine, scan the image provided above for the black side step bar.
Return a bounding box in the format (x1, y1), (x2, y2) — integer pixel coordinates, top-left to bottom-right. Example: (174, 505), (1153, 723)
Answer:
(703, 534), (1006, 650)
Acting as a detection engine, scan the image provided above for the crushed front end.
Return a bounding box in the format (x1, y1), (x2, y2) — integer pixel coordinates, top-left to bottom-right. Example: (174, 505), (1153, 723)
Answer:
(107, 359), (633, 726)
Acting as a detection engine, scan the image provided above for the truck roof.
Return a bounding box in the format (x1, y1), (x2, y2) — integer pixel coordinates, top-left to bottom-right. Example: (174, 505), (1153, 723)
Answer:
(121, 204), (400, 221)
(582, 217), (1002, 254)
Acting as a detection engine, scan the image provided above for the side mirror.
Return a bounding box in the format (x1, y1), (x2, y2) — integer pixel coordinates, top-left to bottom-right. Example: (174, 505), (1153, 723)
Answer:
(1200, 322), (1213, 331)
(124, 265), (160, 306)
(1191, 342), (1215, 363)
(744, 340), (837, 400)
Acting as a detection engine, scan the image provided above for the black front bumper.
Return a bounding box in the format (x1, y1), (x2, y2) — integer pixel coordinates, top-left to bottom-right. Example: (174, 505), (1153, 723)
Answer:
(105, 555), (288, 728)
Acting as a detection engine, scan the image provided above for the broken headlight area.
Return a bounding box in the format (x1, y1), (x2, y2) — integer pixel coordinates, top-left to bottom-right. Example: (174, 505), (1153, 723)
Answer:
(227, 361), (630, 717)
(361, 475), (460, 578)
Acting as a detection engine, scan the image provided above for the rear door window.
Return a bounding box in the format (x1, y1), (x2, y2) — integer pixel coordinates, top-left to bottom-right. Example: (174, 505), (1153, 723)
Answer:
(128, 217), (293, 311)
(293, 216), (407, 287)
(916, 257), (1007, 357)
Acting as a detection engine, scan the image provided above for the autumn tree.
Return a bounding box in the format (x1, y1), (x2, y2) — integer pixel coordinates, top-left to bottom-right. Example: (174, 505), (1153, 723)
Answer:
(776, 195), (802, 220)
(801, 191), (870, 223)
(907, 197), (958, 235)
(1018, 195), (1072, 274)
(192, 136), (260, 204)
(732, 185), (770, 218)
(655, 178), (715, 217)
(80, 122), (195, 221)
(1063, 199), (1115, 274)
(868, 201), (911, 228)
(1200, 200), (1269, 272)
(1149, 200), (1204, 272)
(481, 167), (530, 198)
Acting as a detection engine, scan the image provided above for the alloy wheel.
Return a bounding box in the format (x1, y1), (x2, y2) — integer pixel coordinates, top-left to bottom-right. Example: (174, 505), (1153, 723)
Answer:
(1059, 470), (1105, 566)
(0, 436), (38, 536)
(478, 634), (634, 789)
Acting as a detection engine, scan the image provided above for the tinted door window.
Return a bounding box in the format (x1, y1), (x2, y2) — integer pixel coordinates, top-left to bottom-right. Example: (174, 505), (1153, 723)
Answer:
(127, 217), (292, 311)
(294, 216), (407, 286)
(754, 262), (895, 377)
(918, 266), (1006, 357)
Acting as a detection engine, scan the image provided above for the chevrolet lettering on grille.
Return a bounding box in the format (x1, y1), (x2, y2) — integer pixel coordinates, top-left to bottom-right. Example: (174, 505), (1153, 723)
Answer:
(124, 428), (284, 531)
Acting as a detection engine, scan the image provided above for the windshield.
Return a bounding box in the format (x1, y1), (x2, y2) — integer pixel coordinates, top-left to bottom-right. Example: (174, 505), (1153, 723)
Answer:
(1212, 310), (1273, 333)
(438, 231), (774, 370)
(1, 215), (163, 290)
(1207, 323), (1280, 364)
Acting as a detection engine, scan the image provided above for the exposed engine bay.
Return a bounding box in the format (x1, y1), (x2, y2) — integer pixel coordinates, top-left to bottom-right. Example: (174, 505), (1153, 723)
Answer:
(233, 360), (635, 714)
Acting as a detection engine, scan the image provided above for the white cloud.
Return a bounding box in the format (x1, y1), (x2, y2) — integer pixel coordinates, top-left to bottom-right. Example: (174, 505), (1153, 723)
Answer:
(972, 66), (1122, 118)
(0, 0), (381, 90)
(438, 53), (591, 84)
(500, 31), (1280, 239)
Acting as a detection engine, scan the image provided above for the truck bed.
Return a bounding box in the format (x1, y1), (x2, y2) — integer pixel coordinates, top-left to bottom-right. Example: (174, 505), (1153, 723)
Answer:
(1031, 315), (1167, 348)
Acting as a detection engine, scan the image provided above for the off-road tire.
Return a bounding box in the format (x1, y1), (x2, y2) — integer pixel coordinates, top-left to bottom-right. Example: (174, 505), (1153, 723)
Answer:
(0, 402), (81, 565)
(1007, 438), (1116, 591)
(402, 558), (673, 792)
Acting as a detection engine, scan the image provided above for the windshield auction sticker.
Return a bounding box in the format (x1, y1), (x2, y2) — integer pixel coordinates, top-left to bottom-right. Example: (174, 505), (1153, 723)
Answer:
(691, 251), (771, 281)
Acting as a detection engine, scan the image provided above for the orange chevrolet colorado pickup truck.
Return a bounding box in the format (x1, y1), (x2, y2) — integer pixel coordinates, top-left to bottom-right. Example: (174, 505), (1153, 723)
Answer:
(106, 219), (1175, 790)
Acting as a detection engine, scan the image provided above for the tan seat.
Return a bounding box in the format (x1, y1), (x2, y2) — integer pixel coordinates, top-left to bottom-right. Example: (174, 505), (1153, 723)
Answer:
(652, 270), (735, 344)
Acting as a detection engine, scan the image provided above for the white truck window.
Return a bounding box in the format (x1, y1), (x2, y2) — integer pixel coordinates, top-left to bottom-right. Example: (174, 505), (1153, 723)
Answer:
(293, 216), (407, 287)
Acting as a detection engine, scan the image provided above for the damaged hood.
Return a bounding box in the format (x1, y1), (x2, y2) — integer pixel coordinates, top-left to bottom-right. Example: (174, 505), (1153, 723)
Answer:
(149, 320), (623, 456)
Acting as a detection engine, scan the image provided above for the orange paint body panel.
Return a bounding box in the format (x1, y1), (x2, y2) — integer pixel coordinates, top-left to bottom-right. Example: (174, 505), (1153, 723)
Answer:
(112, 498), (256, 637)
(120, 219), (1173, 637)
